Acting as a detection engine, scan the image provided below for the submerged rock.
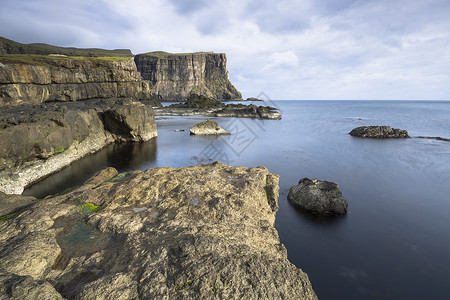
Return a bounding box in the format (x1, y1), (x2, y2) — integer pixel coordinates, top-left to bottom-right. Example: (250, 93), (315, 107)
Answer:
(288, 178), (348, 215)
(349, 126), (410, 138)
(189, 119), (230, 135)
(0, 163), (317, 299)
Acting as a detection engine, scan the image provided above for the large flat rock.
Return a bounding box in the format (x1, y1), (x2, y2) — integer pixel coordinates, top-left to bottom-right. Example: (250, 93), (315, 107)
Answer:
(0, 163), (316, 299)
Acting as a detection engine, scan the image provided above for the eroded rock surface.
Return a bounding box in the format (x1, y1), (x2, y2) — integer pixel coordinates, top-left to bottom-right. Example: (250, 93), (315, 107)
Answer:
(349, 126), (410, 138)
(0, 99), (157, 194)
(0, 163), (317, 299)
(288, 178), (348, 215)
(190, 119), (230, 135)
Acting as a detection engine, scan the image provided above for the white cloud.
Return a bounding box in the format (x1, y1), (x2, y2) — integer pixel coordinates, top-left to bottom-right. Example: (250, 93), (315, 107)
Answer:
(0, 0), (449, 100)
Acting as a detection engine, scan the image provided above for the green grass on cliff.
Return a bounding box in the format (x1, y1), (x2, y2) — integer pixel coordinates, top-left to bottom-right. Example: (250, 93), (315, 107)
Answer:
(0, 54), (132, 64)
(0, 36), (133, 57)
(140, 51), (216, 59)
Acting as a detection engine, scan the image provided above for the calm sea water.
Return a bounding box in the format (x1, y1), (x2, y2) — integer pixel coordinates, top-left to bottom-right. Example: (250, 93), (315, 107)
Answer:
(24, 100), (450, 299)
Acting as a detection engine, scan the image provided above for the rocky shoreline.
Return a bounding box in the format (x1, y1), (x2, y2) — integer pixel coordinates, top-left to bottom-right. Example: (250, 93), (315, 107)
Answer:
(0, 98), (157, 195)
(0, 163), (317, 299)
(155, 104), (282, 120)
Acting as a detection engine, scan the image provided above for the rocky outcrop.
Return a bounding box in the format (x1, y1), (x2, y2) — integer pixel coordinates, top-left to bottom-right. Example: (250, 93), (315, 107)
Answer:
(190, 119), (230, 135)
(288, 178), (348, 215)
(155, 103), (282, 120)
(349, 126), (410, 138)
(134, 52), (242, 101)
(0, 55), (160, 107)
(0, 163), (317, 299)
(0, 99), (157, 194)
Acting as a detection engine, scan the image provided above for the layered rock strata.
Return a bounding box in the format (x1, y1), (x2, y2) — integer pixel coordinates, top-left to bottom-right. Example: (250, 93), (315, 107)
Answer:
(0, 163), (317, 299)
(288, 178), (348, 215)
(0, 99), (157, 194)
(0, 55), (159, 106)
(349, 126), (410, 138)
(134, 52), (242, 101)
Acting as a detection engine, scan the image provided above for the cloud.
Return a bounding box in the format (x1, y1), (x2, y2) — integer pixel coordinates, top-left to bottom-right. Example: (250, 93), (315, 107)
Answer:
(0, 0), (449, 99)
(263, 51), (299, 71)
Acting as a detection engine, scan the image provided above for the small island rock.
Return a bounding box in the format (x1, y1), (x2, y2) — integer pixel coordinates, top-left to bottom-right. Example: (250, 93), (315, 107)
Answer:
(288, 178), (348, 215)
(349, 126), (410, 138)
(190, 119), (230, 135)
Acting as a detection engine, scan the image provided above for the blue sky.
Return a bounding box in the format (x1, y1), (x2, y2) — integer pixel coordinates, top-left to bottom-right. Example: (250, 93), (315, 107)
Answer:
(1, 0), (449, 100)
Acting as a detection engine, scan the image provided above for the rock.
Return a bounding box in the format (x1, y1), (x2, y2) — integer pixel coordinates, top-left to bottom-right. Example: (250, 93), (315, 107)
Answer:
(245, 97), (263, 101)
(0, 53), (161, 107)
(154, 103), (282, 120)
(0, 163), (317, 299)
(288, 178), (348, 215)
(0, 192), (36, 216)
(134, 52), (242, 101)
(103, 102), (158, 142)
(174, 129), (185, 132)
(190, 119), (230, 135)
(0, 99), (157, 194)
(349, 126), (410, 138)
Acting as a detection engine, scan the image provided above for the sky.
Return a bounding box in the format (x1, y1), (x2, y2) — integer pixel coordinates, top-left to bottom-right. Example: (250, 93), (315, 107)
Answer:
(1, 0), (449, 100)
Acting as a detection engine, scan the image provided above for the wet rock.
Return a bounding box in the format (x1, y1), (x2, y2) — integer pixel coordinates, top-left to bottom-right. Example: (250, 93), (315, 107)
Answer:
(189, 119), (230, 135)
(288, 178), (348, 215)
(349, 126), (410, 138)
(0, 163), (317, 299)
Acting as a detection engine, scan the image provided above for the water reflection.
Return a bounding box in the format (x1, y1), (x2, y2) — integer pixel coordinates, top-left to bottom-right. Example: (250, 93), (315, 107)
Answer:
(23, 139), (157, 198)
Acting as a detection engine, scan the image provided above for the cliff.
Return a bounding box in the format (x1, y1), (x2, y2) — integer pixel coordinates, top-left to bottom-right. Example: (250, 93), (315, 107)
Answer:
(0, 163), (317, 299)
(0, 55), (160, 106)
(0, 98), (157, 194)
(134, 52), (242, 101)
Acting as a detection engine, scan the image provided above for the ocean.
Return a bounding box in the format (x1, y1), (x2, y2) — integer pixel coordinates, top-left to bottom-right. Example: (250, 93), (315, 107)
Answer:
(24, 100), (450, 299)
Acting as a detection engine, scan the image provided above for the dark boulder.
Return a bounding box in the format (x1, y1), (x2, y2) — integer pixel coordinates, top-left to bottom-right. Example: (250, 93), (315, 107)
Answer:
(349, 126), (410, 138)
(288, 178), (348, 215)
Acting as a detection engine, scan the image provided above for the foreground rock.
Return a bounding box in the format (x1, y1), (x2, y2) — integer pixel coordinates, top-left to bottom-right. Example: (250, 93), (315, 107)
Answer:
(288, 178), (348, 215)
(190, 119), (230, 135)
(349, 126), (410, 138)
(0, 98), (157, 194)
(0, 163), (317, 299)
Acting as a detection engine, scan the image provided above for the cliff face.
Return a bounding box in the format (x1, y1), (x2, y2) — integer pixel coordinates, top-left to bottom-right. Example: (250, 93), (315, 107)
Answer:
(134, 52), (242, 101)
(0, 55), (159, 106)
